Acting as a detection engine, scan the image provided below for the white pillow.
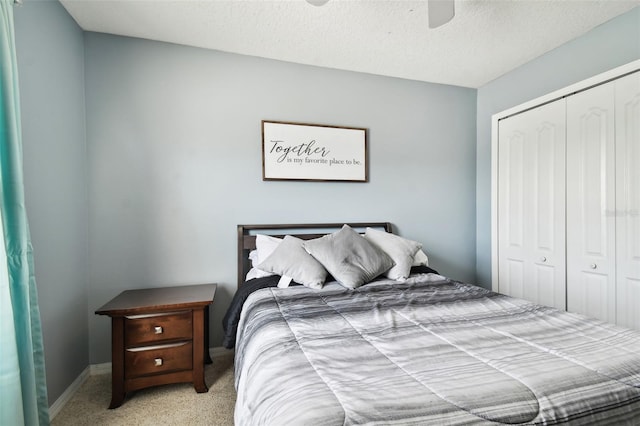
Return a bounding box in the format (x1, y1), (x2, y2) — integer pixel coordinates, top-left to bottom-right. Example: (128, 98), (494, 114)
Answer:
(364, 228), (422, 281)
(245, 234), (283, 281)
(256, 234), (283, 260)
(245, 268), (263, 281)
(412, 249), (429, 267)
(257, 235), (327, 289)
(303, 225), (394, 289)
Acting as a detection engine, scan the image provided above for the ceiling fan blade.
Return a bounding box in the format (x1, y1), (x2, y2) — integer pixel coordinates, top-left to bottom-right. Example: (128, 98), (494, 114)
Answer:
(428, 0), (455, 28)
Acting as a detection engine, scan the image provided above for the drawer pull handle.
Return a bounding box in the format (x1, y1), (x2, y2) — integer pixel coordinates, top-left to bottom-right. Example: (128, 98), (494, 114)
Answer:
(154, 358), (163, 367)
(590, 263), (598, 270)
(154, 326), (163, 334)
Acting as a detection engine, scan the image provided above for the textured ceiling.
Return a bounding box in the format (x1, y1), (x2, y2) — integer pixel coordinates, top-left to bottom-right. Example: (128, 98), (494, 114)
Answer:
(59, 0), (640, 88)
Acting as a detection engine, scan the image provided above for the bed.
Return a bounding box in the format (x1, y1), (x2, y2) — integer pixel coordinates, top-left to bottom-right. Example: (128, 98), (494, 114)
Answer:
(225, 223), (640, 425)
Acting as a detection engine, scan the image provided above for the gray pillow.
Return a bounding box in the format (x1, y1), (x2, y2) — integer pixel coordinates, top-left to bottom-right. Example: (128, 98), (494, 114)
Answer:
(257, 235), (328, 289)
(364, 227), (422, 281)
(303, 225), (394, 289)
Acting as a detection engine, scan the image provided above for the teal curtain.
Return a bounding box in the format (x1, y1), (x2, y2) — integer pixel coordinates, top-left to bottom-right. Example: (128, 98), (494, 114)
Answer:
(0, 1), (50, 425)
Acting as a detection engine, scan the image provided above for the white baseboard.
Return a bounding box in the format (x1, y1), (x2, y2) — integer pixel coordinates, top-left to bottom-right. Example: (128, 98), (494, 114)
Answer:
(49, 347), (231, 419)
(48, 365), (90, 421)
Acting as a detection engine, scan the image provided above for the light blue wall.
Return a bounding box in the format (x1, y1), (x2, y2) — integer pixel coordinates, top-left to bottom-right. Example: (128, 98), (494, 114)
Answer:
(84, 33), (478, 363)
(13, 0), (640, 401)
(475, 7), (640, 288)
(13, 0), (88, 405)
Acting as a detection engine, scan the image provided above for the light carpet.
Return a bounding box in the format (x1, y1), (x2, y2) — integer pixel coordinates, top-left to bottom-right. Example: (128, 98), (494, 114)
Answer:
(52, 351), (236, 425)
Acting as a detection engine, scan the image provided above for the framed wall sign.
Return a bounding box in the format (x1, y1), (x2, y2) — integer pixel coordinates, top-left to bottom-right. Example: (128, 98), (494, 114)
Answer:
(262, 120), (368, 182)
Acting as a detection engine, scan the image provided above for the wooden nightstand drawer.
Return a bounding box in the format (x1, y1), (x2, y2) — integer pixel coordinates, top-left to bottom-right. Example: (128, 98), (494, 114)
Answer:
(124, 311), (192, 346)
(125, 341), (193, 379)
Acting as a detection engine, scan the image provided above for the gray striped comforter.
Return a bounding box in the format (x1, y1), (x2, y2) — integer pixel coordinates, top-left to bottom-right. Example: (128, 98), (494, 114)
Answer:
(234, 273), (640, 425)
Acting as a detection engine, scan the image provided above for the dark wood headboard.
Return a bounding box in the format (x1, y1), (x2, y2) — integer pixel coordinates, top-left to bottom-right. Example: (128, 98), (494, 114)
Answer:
(237, 222), (392, 288)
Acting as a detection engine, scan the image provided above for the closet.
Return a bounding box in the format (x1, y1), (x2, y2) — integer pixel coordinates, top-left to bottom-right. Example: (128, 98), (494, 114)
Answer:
(565, 81), (616, 324)
(497, 99), (566, 310)
(495, 69), (640, 328)
(614, 73), (640, 329)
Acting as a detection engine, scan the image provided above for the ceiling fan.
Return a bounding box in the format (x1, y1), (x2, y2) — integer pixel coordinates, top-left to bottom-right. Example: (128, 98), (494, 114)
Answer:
(305, 0), (455, 29)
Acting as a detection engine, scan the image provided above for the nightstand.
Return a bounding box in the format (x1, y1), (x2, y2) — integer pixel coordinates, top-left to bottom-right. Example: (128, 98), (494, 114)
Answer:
(95, 283), (217, 408)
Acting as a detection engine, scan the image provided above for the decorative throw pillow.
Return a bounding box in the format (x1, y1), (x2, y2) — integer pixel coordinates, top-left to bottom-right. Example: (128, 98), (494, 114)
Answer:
(412, 249), (430, 267)
(257, 235), (328, 289)
(246, 234), (283, 280)
(364, 228), (422, 281)
(256, 234), (283, 261)
(245, 250), (264, 280)
(303, 224), (394, 289)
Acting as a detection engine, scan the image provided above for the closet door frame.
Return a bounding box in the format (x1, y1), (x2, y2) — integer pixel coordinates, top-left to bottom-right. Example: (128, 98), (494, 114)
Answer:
(491, 59), (640, 293)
